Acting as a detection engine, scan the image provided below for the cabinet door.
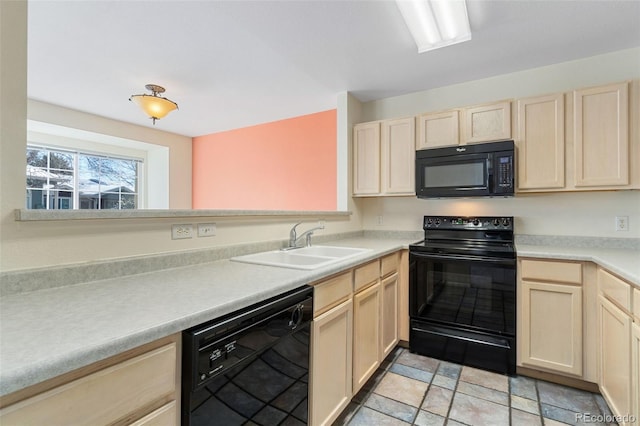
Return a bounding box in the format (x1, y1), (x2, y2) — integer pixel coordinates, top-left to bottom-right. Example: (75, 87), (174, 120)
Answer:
(417, 110), (459, 149)
(380, 273), (399, 360)
(310, 299), (353, 426)
(353, 122), (381, 195)
(0, 344), (177, 426)
(398, 250), (410, 342)
(463, 101), (511, 144)
(381, 117), (415, 195)
(520, 281), (583, 375)
(632, 322), (640, 422)
(598, 295), (632, 424)
(574, 82), (629, 187)
(353, 282), (380, 394)
(516, 93), (565, 190)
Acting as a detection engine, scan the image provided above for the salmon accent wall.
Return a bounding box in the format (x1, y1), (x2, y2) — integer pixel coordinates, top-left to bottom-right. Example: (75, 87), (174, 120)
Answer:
(192, 109), (337, 210)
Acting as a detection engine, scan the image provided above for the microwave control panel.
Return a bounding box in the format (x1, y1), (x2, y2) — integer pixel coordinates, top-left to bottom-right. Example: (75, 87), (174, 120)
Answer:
(495, 154), (513, 191)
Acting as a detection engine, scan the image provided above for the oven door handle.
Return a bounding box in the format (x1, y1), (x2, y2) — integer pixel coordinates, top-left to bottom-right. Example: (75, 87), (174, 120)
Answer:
(410, 251), (515, 266)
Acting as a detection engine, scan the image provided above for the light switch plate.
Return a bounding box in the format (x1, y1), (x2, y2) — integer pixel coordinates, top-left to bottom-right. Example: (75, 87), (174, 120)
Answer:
(197, 223), (216, 237)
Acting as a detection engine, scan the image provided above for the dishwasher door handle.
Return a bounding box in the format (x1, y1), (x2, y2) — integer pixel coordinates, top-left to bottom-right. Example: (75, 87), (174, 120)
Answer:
(288, 304), (304, 330)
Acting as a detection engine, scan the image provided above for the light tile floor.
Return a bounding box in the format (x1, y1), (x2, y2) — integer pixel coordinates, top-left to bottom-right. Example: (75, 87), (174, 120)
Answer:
(334, 347), (615, 426)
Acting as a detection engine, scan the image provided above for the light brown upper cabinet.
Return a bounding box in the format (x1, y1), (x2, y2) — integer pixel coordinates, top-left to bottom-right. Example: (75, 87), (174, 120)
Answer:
(381, 118), (416, 194)
(516, 80), (637, 193)
(416, 110), (459, 149)
(352, 121), (381, 195)
(417, 101), (511, 150)
(463, 100), (512, 144)
(353, 118), (415, 197)
(574, 82), (629, 187)
(516, 93), (565, 190)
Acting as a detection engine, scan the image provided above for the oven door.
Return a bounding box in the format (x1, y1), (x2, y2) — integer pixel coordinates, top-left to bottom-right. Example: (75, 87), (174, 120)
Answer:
(409, 251), (516, 336)
(416, 153), (490, 198)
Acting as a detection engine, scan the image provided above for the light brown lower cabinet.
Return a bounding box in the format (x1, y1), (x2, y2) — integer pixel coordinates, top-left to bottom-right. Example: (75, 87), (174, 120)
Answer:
(352, 281), (381, 394)
(0, 336), (180, 426)
(309, 251), (403, 425)
(380, 272), (399, 360)
(310, 298), (353, 426)
(518, 259), (584, 376)
(521, 280), (583, 375)
(598, 295), (632, 425)
(129, 401), (177, 426)
(632, 322), (639, 423)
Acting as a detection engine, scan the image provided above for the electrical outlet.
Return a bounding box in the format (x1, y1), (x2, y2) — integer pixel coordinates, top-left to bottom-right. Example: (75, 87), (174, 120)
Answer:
(377, 215), (384, 225)
(615, 216), (629, 232)
(172, 224), (194, 239)
(197, 223), (216, 237)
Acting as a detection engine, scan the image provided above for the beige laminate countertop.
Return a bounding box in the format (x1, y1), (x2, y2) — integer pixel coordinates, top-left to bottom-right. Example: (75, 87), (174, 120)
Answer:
(1, 236), (638, 398)
(516, 243), (640, 288)
(0, 237), (413, 397)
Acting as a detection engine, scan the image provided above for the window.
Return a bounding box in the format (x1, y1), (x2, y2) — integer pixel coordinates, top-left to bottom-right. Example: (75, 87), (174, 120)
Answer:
(26, 146), (142, 210)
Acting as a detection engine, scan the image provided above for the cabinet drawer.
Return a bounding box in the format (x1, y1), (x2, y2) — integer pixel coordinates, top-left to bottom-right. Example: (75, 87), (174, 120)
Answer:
(0, 343), (177, 426)
(634, 288), (640, 322)
(129, 401), (177, 426)
(599, 268), (632, 312)
(381, 252), (399, 278)
(354, 260), (380, 292)
(313, 271), (352, 316)
(520, 259), (582, 284)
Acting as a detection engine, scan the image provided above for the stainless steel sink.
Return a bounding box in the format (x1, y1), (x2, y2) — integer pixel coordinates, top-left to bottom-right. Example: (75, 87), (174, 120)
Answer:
(230, 245), (370, 270)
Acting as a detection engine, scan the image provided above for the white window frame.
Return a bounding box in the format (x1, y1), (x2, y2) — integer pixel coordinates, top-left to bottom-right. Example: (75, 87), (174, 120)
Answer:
(27, 119), (171, 209)
(26, 145), (144, 210)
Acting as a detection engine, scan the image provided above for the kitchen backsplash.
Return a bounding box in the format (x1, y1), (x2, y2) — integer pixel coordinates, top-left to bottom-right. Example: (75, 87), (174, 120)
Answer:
(515, 234), (640, 250)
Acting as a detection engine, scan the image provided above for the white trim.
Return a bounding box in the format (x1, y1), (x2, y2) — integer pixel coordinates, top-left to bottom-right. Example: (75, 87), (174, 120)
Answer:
(27, 120), (170, 209)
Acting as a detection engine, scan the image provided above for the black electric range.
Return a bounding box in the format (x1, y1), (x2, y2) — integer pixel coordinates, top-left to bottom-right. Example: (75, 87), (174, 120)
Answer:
(409, 216), (517, 375)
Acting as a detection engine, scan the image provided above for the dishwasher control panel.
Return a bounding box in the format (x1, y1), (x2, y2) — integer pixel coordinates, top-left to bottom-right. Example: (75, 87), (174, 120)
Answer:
(182, 285), (313, 390)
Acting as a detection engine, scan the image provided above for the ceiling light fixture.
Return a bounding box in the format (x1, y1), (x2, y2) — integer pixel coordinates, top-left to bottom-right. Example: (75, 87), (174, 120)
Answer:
(129, 84), (178, 124)
(395, 0), (471, 53)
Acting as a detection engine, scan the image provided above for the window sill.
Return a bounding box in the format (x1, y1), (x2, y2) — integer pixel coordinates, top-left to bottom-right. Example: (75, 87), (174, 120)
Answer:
(14, 209), (352, 222)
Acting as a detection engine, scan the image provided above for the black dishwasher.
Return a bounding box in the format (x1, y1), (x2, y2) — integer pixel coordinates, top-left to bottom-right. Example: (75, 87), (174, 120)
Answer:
(182, 285), (313, 426)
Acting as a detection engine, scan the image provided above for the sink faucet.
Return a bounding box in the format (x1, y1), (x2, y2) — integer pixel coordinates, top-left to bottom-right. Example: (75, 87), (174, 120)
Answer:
(287, 222), (325, 249)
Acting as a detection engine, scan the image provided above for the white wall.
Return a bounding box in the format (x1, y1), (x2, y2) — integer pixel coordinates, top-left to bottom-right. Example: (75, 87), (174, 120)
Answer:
(0, 4), (359, 273)
(361, 48), (640, 121)
(1, 2), (637, 273)
(357, 48), (640, 239)
(359, 191), (640, 238)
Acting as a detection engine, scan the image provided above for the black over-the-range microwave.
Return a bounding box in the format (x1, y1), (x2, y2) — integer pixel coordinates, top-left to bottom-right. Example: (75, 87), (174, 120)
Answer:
(415, 140), (515, 198)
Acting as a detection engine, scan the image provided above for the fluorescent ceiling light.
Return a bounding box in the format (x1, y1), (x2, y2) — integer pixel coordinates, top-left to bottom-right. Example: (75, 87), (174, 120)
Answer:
(396, 0), (471, 53)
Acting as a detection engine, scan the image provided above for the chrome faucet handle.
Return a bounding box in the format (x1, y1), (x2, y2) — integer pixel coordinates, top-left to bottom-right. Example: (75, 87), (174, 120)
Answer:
(305, 232), (314, 247)
(289, 222), (303, 247)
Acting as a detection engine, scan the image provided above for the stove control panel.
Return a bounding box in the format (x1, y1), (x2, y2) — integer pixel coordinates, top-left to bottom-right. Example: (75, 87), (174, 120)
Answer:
(424, 216), (513, 231)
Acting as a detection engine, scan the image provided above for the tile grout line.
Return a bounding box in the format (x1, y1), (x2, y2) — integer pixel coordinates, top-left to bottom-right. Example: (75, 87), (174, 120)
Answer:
(508, 375), (513, 425)
(534, 378), (546, 426)
(411, 379), (431, 425)
(442, 364), (462, 426)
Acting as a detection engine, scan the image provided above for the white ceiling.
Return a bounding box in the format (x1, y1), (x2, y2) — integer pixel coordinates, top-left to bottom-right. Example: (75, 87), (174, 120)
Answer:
(27, 0), (640, 138)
